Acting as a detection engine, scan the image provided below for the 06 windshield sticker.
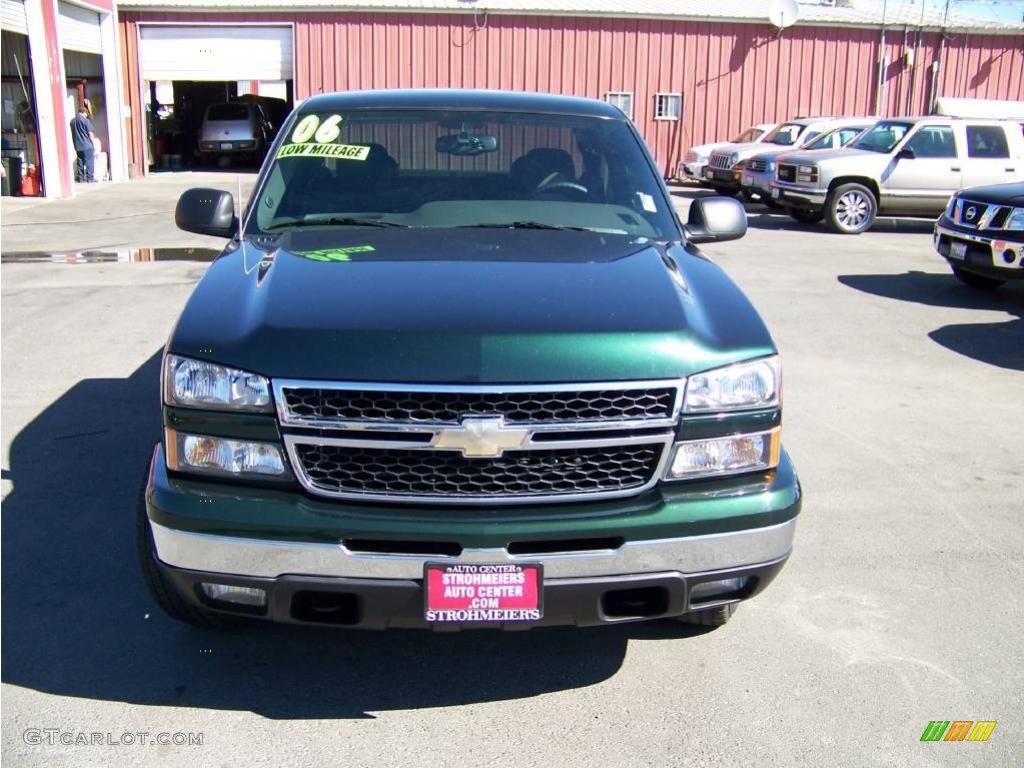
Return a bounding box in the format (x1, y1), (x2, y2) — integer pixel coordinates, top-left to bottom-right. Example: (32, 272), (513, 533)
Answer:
(276, 113), (370, 161)
(293, 245), (376, 262)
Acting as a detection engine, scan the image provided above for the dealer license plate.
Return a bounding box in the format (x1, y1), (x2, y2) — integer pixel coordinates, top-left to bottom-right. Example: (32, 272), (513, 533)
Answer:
(772, 187), (781, 199)
(424, 563), (543, 623)
(220, 142), (233, 150)
(950, 241), (967, 261)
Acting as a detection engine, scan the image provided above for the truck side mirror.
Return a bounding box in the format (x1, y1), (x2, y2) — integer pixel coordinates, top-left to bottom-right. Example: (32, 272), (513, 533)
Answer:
(175, 188), (237, 238)
(897, 146), (916, 160)
(686, 197), (747, 244)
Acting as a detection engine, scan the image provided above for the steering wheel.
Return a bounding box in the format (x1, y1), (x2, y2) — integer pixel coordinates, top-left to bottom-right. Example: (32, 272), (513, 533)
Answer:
(533, 180), (590, 201)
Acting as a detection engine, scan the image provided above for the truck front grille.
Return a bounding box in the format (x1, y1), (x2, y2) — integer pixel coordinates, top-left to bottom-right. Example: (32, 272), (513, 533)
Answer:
(746, 158), (768, 173)
(954, 199), (1009, 230)
(279, 386), (676, 425)
(709, 153), (732, 169)
(293, 443), (663, 500)
(273, 379), (681, 504)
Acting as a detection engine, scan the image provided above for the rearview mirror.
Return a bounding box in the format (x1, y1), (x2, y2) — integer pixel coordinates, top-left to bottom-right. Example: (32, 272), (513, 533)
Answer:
(175, 188), (237, 238)
(897, 146), (916, 160)
(685, 197), (747, 244)
(436, 133), (498, 156)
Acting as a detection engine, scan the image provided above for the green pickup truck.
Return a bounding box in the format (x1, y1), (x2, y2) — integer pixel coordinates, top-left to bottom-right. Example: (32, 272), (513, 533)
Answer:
(139, 90), (801, 631)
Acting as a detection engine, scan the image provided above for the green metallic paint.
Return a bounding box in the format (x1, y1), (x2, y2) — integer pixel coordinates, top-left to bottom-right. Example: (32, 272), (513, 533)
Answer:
(147, 444), (800, 548)
(679, 409), (781, 440)
(167, 232), (776, 384)
(163, 406), (281, 441)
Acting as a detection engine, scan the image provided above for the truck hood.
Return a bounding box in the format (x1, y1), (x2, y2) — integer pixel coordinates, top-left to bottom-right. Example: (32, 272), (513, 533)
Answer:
(688, 141), (730, 158)
(777, 146), (887, 169)
(168, 228), (774, 383)
(712, 141), (791, 161)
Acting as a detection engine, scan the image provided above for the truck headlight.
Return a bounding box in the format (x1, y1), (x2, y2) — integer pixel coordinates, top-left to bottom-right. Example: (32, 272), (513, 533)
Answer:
(664, 429), (780, 480)
(1005, 207), (1024, 231)
(165, 428), (290, 479)
(163, 354), (272, 412)
(796, 165), (818, 183)
(684, 356), (780, 413)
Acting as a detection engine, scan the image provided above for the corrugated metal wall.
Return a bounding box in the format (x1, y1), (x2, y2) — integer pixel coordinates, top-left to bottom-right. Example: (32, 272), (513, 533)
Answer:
(119, 10), (1024, 175)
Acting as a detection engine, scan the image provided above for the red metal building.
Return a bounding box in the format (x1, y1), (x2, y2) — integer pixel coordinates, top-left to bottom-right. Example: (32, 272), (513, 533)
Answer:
(116, 1), (1024, 176)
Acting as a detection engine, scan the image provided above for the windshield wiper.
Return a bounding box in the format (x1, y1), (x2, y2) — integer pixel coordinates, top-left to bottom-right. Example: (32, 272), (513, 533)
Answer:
(265, 216), (409, 230)
(457, 221), (595, 232)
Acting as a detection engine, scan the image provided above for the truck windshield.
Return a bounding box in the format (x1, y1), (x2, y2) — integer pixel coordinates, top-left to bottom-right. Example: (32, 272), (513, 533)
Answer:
(764, 123), (804, 146)
(852, 121), (912, 153)
(249, 109), (679, 239)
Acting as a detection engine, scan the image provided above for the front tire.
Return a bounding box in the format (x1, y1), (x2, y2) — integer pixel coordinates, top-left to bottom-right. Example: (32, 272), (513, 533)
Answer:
(825, 183), (877, 234)
(952, 265), (1005, 290)
(712, 185), (740, 198)
(136, 474), (247, 629)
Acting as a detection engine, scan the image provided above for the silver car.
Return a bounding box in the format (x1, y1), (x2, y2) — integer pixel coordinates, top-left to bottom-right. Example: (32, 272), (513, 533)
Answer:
(199, 102), (272, 161)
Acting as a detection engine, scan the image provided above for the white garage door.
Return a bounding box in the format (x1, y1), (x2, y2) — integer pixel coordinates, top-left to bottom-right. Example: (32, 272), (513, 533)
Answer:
(59, 1), (101, 54)
(139, 25), (293, 81)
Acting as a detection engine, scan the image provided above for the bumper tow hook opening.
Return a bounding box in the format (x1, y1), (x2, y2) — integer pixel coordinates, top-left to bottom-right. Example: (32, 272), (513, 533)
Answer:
(601, 586), (670, 619)
(291, 591), (362, 625)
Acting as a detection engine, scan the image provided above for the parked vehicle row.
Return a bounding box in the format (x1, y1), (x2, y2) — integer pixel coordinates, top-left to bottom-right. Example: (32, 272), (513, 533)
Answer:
(703, 117), (870, 202)
(684, 115), (1024, 235)
(678, 123), (775, 184)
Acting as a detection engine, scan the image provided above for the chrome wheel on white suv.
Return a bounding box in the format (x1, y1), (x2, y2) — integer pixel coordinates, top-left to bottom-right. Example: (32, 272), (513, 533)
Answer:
(826, 183), (877, 234)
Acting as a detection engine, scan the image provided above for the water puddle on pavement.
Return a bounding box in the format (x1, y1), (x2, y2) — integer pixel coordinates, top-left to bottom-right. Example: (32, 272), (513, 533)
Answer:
(1, 247), (219, 264)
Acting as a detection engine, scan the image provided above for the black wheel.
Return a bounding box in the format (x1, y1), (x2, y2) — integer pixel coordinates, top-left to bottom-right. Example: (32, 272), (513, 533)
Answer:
(952, 265), (1005, 290)
(740, 189), (756, 202)
(712, 185), (740, 198)
(762, 197), (783, 210)
(789, 208), (824, 224)
(825, 182), (877, 234)
(136, 472), (247, 629)
(674, 603), (737, 627)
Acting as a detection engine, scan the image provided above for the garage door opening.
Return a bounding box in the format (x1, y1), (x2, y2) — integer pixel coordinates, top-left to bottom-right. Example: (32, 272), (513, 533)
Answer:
(138, 24), (294, 172)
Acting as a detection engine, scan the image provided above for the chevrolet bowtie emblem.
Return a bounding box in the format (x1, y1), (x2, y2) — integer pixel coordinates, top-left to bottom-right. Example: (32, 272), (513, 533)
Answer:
(433, 417), (530, 458)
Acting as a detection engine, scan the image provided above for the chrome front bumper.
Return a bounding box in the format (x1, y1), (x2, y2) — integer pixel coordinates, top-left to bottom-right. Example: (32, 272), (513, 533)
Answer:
(150, 517), (798, 580)
(934, 220), (1024, 272)
(741, 169), (772, 195)
(770, 181), (828, 207)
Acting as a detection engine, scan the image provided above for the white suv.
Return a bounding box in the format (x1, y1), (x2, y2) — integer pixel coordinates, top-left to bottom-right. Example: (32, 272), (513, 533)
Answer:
(770, 117), (1024, 233)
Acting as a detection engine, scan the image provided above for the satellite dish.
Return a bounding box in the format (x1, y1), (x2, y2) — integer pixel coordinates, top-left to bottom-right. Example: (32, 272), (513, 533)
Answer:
(768, 0), (800, 30)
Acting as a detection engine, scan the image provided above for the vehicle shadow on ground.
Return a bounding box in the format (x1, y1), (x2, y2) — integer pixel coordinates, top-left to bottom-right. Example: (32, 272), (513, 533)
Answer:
(0, 352), (712, 719)
(838, 270), (1024, 371)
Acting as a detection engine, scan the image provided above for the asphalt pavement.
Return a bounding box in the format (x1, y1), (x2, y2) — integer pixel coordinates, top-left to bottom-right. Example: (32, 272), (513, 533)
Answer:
(1, 176), (1022, 767)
